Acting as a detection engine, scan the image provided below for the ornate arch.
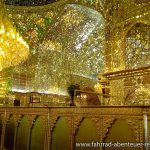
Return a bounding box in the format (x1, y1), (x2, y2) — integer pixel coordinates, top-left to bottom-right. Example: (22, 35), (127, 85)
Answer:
(125, 23), (150, 69)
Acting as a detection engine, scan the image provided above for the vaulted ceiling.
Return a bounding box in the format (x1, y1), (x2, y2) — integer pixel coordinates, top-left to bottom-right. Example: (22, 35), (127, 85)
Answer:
(0, 0), (149, 96)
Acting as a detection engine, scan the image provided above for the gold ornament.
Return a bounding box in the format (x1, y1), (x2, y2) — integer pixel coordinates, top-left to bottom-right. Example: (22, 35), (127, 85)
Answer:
(0, 1), (29, 71)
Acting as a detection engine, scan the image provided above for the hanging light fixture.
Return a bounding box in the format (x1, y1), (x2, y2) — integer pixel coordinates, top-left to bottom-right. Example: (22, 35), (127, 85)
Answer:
(0, 0), (29, 71)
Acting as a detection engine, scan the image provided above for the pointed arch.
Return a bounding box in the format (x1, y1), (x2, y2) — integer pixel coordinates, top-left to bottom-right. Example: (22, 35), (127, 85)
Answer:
(0, 115), (2, 146)
(125, 23), (150, 69)
(16, 115), (30, 150)
(104, 119), (137, 150)
(30, 116), (45, 150)
(75, 118), (99, 150)
(4, 115), (15, 150)
(51, 117), (70, 150)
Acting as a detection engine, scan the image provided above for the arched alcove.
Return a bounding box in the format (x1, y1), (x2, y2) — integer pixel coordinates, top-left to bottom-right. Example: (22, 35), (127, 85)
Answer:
(125, 23), (150, 69)
(104, 119), (137, 150)
(75, 118), (99, 150)
(148, 120), (150, 143)
(0, 115), (2, 146)
(4, 115), (15, 150)
(51, 117), (70, 150)
(16, 116), (29, 150)
(30, 116), (45, 150)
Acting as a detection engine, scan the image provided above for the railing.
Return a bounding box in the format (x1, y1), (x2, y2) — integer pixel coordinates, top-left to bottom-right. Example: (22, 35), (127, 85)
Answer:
(103, 66), (150, 80)
(0, 106), (150, 150)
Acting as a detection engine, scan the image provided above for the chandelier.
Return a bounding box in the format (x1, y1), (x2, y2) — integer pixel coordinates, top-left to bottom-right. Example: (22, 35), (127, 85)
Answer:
(0, 1), (29, 71)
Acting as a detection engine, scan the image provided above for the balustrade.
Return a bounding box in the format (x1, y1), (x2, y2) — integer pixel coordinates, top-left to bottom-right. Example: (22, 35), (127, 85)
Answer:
(0, 106), (149, 150)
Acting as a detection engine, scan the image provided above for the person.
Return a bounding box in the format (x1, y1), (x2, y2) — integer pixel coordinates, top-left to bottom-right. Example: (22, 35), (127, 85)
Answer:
(14, 99), (20, 106)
